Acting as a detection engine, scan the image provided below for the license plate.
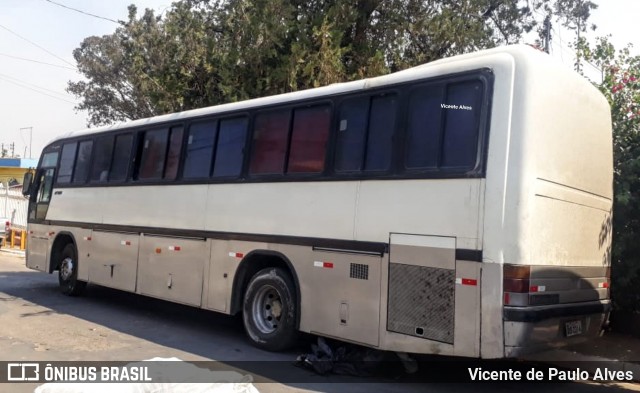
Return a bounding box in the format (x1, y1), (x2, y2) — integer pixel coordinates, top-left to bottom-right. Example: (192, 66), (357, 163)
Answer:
(565, 320), (583, 337)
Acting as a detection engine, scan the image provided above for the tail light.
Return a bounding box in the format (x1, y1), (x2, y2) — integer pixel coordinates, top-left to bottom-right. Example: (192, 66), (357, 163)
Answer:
(503, 264), (531, 306)
(600, 266), (611, 298)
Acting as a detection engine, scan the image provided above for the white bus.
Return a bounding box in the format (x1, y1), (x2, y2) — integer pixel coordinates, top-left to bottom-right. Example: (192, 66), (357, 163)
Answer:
(23, 44), (612, 358)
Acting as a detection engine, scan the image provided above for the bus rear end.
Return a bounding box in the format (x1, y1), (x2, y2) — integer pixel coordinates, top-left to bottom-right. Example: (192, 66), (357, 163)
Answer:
(495, 50), (613, 357)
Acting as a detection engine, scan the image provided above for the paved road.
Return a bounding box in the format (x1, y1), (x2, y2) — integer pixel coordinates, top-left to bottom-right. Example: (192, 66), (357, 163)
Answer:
(0, 252), (638, 393)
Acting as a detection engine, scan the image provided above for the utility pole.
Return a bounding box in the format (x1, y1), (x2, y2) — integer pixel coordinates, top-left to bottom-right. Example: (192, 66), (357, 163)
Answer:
(19, 127), (33, 159)
(542, 15), (552, 54)
(575, 0), (582, 73)
(10, 142), (15, 157)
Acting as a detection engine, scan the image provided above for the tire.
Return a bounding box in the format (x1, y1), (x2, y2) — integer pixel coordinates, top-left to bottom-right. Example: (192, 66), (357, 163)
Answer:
(242, 267), (298, 351)
(58, 243), (87, 296)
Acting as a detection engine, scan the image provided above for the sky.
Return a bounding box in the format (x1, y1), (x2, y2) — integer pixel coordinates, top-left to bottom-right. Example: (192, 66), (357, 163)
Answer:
(0, 0), (639, 160)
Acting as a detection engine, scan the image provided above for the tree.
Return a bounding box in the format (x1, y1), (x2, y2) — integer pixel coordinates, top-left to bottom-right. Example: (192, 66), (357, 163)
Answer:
(578, 37), (640, 312)
(69, 0), (595, 127)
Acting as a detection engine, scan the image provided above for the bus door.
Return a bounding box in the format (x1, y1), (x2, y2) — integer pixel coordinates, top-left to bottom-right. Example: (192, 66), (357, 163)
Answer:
(26, 167), (56, 272)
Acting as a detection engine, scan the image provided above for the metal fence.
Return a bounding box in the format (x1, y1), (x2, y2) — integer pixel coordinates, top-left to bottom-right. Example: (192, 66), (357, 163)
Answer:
(1, 185), (28, 229)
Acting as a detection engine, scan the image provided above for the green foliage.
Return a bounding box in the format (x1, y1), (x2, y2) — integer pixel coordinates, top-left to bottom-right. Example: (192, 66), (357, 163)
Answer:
(69, 0), (593, 126)
(578, 37), (640, 312)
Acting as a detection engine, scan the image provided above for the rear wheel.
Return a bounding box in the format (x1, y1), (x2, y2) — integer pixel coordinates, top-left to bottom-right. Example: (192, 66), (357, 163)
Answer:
(58, 243), (86, 296)
(243, 267), (298, 351)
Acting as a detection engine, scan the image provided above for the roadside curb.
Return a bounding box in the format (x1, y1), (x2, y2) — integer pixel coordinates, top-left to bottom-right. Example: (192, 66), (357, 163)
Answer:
(0, 248), (25, 257)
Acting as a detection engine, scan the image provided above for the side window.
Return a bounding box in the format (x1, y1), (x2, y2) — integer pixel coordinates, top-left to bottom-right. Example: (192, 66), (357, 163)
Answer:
(441, 80), (484, 168)
(184, 121), (217, 179)
(249, 109), (290, 175)
(72, 140), (93, 184)
(334, 97), (368, 172)
(334, 94), (397, 173)
(365, 95), (396, 171)
(164, 126), (184, 180)
(405, 86), (443, 169)
(138, 128), (169, 180)
(213, 117), (248, 178)
(110, 134), (133, 182)
(41, 152), (59, 167)
(37, 168), (55, 203)
(57, 142), (77, 183)
(90, 135), (114, 182)
(288, 105), (331, 174)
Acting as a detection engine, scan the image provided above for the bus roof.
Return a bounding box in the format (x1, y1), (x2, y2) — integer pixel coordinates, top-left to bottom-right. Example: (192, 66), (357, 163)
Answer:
(49, 44), (562, 144)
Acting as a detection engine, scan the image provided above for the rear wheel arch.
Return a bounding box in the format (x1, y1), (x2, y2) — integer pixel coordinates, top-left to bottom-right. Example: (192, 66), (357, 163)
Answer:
(230, 250), (301, 329)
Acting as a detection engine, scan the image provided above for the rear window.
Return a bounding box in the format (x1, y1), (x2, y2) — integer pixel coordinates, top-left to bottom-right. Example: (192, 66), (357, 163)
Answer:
(441, 80), (484, 168)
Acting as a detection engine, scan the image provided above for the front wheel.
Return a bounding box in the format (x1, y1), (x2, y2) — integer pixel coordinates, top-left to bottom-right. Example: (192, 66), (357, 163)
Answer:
(58, 243), (86, 296)
(243, 267), (298, 351)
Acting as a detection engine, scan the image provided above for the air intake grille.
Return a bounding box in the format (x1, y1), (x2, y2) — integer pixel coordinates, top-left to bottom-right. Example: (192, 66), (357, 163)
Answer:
(387, 263), (455, 344)
(350, 263), (369, 280)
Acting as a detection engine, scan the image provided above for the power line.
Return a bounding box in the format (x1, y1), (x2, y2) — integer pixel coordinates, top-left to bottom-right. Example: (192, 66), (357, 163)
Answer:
(43, 0), (120, 24)
(0, 75), (77, 105)
(0, 23), (75, 67)
(0, 73), (71, 99)
(0, 52), (77, 71)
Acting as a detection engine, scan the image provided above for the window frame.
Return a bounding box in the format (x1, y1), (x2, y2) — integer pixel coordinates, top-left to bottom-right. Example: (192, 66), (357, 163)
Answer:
(44, 68), (492, 188)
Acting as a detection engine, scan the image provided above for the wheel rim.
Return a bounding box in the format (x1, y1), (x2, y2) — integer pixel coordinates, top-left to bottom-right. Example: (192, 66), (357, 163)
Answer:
(60, 257), (74, 281)
(251, 284), (283, 334)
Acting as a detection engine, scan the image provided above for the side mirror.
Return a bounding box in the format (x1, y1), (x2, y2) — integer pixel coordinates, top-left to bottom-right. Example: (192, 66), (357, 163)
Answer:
(22, 172), (33, 197)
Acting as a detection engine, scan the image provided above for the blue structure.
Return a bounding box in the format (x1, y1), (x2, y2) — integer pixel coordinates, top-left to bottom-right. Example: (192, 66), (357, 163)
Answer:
(0, 158), (38, 168)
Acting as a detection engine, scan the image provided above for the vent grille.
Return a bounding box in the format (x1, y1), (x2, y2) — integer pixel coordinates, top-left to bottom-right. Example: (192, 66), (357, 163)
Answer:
(350, 263), (369, 280)
(387, 263), (455, 344)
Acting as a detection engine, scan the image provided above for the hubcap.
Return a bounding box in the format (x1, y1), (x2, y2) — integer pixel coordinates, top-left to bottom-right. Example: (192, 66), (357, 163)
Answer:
(60, 257), (74, 281)
(251, 285), (283, 334)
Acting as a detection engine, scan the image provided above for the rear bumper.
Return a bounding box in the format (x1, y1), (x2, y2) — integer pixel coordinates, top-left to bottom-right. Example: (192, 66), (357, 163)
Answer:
(503, 301), (610, 357)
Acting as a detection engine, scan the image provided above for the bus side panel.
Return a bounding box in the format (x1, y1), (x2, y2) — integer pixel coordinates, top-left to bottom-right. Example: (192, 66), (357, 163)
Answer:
(453, 260), (481, 357)
(89, 231), (139, 292)
(204, 239), (269, 313)
(137, 235), (208, 307)
(298, 247), (382, 347)
(26, 223), (50, 272)
(355, 180), (482, 247)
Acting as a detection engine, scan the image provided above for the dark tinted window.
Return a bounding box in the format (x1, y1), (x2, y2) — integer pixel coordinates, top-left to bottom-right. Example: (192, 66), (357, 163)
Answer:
(165, 127), (183, 180)
(406, 86), (443, 169)
(184, 121), (216, 179)
(334, 98), (368, 172)
(57, 142), (77, 183)
(334, 94), (396, 173)
(138, 128), (169, 180)
(213, 117), (248, 178)
(72, 141), (93, 184)
(110, 134), (133, 182)
(288, 106), (331, 174)
(90, 135), (114, 182)
(249, 110), (290, 175)
(365, 95), (396, 171)
(441, 81), (483, 168)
